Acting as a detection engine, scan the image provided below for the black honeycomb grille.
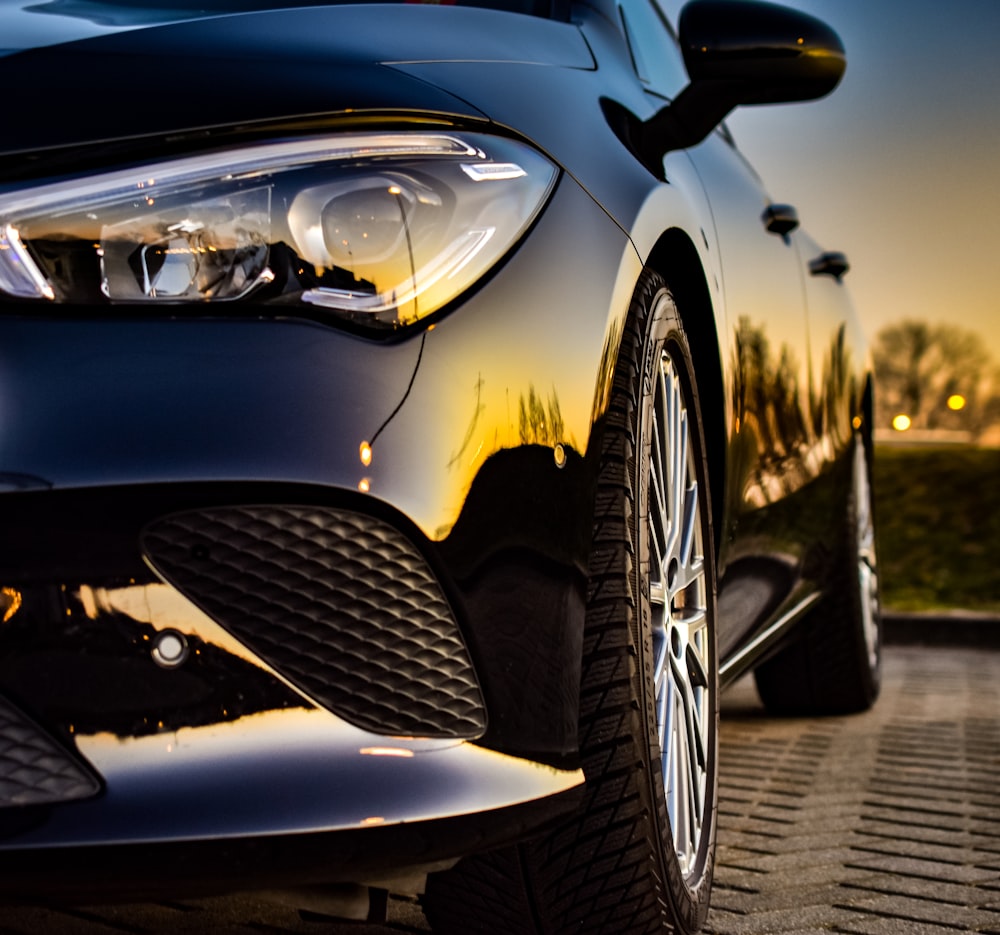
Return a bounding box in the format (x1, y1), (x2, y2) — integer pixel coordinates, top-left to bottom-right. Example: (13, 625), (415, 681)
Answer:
(0, 697), (101, 808)
(141, 505), (486, 739)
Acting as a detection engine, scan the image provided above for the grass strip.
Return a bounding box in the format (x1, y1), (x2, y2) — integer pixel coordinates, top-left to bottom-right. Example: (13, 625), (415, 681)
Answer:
(874, 445), (1000, 613)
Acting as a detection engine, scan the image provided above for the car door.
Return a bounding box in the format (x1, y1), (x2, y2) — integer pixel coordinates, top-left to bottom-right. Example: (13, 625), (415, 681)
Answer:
(619, 0), (824, 659)
(686, 130), (828, 661)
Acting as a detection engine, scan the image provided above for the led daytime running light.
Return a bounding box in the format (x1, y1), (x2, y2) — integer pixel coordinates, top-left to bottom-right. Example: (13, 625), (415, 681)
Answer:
(0, 135), (482, 218)
(0, 224), (53, 300)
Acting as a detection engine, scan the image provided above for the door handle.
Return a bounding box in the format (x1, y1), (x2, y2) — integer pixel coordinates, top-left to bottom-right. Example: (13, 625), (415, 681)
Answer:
(762, 203), (799, 236)
(809, 251), (850, 280)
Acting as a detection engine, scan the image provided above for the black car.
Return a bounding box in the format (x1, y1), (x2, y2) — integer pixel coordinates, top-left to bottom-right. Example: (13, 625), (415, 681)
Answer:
(0, 0), (879, 931)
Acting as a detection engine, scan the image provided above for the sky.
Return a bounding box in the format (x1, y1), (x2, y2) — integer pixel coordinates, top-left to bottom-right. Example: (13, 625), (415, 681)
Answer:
(663, 0), (1000, 357)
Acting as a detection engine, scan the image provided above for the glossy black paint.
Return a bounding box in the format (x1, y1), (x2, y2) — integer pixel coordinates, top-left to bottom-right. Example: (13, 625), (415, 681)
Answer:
(0, 170), (623, 852)
(0, 0), (870, 897)
(0, 789), (583, 903)
(0, 482), (584, 849)
(0, 6), (592, 160)
(636, 0), (846, 158)
(678, 0), (846, 96)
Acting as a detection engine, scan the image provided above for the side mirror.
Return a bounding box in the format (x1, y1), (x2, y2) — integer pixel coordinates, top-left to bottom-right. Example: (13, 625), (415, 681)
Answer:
(640, 0), (845, 162)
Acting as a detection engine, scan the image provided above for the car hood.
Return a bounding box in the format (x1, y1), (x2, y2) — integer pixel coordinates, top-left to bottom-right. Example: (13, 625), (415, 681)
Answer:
(0, 2), (593, 157)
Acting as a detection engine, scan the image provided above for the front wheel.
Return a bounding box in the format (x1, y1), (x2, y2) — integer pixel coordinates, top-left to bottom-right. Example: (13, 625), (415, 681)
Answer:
(424, 270), (719, 934)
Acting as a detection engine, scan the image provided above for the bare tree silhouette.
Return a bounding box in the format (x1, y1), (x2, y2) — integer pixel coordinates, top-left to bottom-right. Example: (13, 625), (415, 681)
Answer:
(518, 384), (565, 447)
(873, 320), (1000, 437)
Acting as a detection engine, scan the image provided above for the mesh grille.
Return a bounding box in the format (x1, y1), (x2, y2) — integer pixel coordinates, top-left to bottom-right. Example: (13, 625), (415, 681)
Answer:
(0, 697), (100, 807)
(142, 505), (486, 739)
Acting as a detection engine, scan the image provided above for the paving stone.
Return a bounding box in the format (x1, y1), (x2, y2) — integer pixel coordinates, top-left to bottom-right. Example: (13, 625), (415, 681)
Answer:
(835, 918), (982, 935)
(863, 805), (999, 835)
(848, 836), (983, 864)
(699, 904), (862, 934)
(709, 883), (867, 914)
(715, 815), (797, 833)
(872, 775), (1000, 800)
(858, 819), (990, 848)
(846, 854), (1000, 885)
(862, 794), (986, 819)
(842, 873), (1000, 907)
(719, 831), (859, 857)
(0, 907), (137, 935)
(720, 846), (863, 874)
(712, 862), (876, 894)
(834, 893), (1000, 930)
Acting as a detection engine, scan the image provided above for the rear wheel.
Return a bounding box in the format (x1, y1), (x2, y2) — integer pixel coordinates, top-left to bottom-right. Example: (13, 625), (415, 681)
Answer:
(423, 270), (719, 934)
(754, 434), (881, 714)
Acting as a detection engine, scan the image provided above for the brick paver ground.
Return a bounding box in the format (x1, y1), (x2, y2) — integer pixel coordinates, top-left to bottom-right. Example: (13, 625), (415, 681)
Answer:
(707, 644), (1000, 935)
(3, 644), (999, 934)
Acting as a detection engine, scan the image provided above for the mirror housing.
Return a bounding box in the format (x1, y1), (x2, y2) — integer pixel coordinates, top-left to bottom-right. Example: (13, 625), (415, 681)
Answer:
(640, 0), (845, 162)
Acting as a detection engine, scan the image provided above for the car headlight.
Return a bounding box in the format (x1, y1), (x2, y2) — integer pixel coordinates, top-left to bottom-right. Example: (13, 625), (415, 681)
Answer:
(0, 131), (558, 330)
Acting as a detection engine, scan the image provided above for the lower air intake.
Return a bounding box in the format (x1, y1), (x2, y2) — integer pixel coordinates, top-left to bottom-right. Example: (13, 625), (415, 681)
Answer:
(0, 697), (101, 808)
(142, 505), (486, 740)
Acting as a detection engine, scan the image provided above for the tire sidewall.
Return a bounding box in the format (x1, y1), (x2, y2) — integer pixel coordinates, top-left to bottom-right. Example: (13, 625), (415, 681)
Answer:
(849, 434), (882, 700)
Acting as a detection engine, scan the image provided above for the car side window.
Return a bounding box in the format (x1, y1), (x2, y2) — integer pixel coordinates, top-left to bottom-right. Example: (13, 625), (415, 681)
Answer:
(618, 0), (688, 100)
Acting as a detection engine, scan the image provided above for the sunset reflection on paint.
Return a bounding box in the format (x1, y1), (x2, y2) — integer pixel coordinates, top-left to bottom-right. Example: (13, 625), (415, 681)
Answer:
(51, 706), (582, 846)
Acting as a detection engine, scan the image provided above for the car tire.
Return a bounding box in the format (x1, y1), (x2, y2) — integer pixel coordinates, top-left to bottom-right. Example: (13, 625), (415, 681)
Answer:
(423, 270), (719, 934)
(753, 434), (882, 714)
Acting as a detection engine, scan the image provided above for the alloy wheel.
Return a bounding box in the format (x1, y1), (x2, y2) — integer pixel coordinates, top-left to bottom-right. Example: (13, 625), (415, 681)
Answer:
(645, 342), (711, 880)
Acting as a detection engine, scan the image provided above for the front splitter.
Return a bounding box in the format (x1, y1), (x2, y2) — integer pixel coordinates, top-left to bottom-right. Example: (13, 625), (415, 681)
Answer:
(0, 704), (582, 851)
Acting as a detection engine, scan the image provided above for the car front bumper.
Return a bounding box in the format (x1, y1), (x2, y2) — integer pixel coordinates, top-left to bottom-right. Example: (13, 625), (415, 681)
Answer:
(0, 174), (641, 870)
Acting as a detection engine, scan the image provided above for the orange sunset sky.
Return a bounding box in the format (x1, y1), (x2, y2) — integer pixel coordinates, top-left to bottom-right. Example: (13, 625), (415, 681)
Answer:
(662, 0), (1000, 357)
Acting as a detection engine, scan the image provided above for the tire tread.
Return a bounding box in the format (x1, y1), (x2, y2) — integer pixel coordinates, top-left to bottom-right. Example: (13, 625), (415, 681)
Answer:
(423, 270), (715, 935)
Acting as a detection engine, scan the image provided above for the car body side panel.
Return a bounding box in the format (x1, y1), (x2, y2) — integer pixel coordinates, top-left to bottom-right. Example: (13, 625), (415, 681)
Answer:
(797, 228), (871, 439)
(391, 47), (869, 659)
(680, 133), (816, 656)
(391, 9), (678, 251)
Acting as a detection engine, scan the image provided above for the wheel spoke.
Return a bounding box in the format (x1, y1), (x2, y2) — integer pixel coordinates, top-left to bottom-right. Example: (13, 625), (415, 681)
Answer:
(673, 555), (704, 593)
(651, 407), (668, 521)
(680, 480), (699, 570)
(663, 651), (702, 859)
(647, 346), (712, 880)
(669, 398), (685, 560)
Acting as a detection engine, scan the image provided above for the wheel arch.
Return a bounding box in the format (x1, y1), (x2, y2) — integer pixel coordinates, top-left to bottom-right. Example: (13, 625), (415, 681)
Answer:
(644, 228), (726, 562)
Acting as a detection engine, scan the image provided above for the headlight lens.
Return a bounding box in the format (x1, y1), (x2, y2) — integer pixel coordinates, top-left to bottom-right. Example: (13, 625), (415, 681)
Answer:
(0, 132), (558, 330)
